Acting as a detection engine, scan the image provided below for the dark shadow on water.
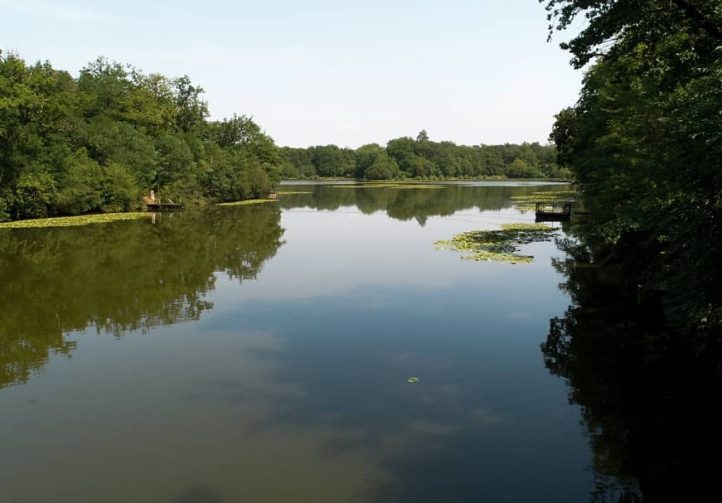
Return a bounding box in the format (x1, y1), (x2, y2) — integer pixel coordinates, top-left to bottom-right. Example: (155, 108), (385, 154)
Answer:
(542, 237), (722, 502)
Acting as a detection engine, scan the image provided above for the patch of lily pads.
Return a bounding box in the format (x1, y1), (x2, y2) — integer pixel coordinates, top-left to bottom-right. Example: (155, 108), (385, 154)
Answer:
(435, 223), (558, 263)
(511, 190), (577, 211)
(329, 183), (446, 190)
(0, 212), (150, 229)
(217, 198), (278, 206)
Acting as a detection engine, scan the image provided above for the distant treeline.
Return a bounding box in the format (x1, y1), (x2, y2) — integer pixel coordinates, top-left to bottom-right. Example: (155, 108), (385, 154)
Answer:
(0, 51), (282, 222)
(280, 132), (570, 180)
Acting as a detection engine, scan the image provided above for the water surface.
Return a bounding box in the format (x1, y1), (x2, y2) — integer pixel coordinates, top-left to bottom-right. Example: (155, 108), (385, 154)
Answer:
(0, 182), (592, 502)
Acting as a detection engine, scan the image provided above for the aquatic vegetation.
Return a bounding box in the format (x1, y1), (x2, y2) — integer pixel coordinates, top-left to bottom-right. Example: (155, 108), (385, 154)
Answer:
(511, 190), (577, 211)
(435, 223), (557, 263)
(216, 198), (278, 206)
(0, 212), (150, 229)
(329, 183), (446, 190)
(276, 191), (313, 195)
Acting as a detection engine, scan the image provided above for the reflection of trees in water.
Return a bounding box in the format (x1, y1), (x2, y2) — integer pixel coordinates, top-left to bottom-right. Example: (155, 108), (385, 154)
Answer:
(280, 185), (561, 224)
(0, 205), (284, 388)
(543, 238), (722, 502)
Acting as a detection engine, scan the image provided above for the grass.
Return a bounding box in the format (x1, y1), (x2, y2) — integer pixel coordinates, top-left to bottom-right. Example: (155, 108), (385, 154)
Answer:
(0, 212), (150, 229)
(435, 223), (558, 263)
(216, 198), (278, 206)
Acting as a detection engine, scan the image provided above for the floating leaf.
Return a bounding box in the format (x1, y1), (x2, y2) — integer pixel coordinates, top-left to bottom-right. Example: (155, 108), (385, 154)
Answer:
(0, 212), (150, 229)
(435, 224), (557, 263)
(217, 199), (277, 207)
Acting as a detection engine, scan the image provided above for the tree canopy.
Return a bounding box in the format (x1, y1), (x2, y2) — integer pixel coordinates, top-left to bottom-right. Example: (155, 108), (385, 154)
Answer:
(544, 0), (722, 344)
(0, 52), (282, 222)
(280, 134), (567, 180)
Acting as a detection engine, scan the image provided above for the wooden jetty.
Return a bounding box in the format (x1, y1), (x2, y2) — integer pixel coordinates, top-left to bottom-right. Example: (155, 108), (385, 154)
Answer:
(535, 202), (572, 222)
(144, 190), (184, 211)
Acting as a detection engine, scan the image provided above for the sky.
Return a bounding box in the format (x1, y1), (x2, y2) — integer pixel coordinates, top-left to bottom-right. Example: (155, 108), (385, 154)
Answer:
(0, 0), (582, 148)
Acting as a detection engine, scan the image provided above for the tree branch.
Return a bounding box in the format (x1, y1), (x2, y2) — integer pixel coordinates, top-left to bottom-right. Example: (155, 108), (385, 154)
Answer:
(670, 0), (722, 42)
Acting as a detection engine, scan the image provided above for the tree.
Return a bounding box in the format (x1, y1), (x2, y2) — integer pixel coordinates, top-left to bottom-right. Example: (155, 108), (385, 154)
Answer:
(541, 0), (722, 68)
(364, 152), (400, 180)
(544, 0), (722, 336)
(0, 53), (284, 220)
(548, 107), (577, 168)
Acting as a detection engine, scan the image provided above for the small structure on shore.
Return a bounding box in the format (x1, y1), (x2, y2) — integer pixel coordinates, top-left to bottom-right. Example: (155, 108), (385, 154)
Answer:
(535, 202), (572, 222)
(144, 190), (185, 211)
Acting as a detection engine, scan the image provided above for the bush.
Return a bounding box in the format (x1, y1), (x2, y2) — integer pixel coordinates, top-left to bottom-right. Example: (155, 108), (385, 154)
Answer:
(0, 194), (10, 222)
(14, 172), (58, 219)
(56, 150), (105, 215)
(101, 163), (141, 211)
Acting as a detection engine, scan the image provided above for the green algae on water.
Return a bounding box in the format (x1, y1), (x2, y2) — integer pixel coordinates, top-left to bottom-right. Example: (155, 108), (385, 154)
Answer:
(0, 212), (150, 229)
(510, 190), (577, 211)
(329, 183), (446, 190)
(435, 223), (557, 264)
(217, 198), (278, 207)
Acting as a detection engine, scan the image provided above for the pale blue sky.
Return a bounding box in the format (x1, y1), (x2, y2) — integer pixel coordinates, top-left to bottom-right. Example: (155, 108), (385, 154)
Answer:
(0, 0), (582, 148)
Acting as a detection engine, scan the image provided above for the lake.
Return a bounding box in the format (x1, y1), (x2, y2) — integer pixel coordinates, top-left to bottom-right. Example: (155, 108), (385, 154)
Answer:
(0, 181), (596, 502)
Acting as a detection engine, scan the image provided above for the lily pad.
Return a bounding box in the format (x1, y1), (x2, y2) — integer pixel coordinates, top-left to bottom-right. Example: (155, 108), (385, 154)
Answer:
(0, 212), (150, 229)
(217, 198), (277, 206)
(434, 223), (557, 263)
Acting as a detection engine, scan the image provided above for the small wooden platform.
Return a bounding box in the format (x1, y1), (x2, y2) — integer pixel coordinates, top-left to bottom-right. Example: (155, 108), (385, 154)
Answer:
(535, 202), (572, 222)
(146, 203), (185, 211)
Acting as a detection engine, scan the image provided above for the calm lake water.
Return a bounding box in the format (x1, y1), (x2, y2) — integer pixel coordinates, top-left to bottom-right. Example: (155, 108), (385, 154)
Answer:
(0, 182), (594, 502)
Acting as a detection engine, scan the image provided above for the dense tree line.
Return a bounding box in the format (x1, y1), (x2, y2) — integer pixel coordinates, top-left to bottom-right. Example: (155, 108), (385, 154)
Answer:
(544, 0), (722, 339)
(0, 52), (282, 222)
(279, 130), (569, 180)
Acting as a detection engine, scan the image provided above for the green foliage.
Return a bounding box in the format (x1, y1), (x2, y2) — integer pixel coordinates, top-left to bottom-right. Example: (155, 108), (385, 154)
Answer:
(0, 212), (149, 229)
(101, 163), (142, 212)
(283, 137), (560, 180)
(364, 152), (400, 180)
(0, 51), (283, 221)
(0, 194), (10, 222)
(507, 159), (541, 178)
(548, 108), (576, 168)
(545, 2), (722, 338)
(307, 145), (356, 177)
(13, 172), (57, 219)
(55, 149), (104, 214)
(435, 223), (557, 263)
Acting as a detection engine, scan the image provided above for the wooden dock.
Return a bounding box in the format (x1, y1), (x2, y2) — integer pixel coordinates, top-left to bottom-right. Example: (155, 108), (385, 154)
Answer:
(535, 202), (572, 222)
